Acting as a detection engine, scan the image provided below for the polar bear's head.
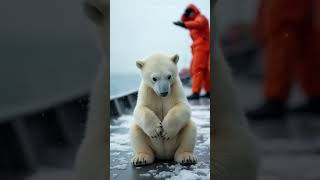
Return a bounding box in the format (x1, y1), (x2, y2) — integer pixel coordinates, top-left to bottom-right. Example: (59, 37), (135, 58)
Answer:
(136, 54), (179, 97)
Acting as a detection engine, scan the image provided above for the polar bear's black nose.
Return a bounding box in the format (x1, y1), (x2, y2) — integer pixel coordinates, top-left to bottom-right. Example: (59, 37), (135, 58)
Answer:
(160, 92), (168, 97)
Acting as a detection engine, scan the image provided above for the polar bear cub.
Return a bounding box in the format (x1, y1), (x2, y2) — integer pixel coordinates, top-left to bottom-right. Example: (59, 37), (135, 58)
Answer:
(130, 53), (197, 166)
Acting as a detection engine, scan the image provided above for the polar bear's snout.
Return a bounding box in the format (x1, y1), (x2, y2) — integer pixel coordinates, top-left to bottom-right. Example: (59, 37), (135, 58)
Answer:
(160, 92), (168, 97)
(155, 79), (170, 97)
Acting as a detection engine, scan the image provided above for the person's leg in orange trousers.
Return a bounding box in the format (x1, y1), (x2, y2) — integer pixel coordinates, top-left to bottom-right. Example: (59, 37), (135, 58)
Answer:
(263, 32), (301, 101)
(188, 50), (210, 100)
(246, 31), (302, 120)
(191, 71), (205, 93)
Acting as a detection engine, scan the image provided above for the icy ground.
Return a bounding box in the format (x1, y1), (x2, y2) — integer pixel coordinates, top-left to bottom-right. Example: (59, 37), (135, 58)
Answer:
(110, 99), (210, 180)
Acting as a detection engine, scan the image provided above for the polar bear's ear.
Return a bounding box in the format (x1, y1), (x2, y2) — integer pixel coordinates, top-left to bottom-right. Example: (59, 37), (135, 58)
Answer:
(136, 61), (145, 69)
(171, 54), (179, 65)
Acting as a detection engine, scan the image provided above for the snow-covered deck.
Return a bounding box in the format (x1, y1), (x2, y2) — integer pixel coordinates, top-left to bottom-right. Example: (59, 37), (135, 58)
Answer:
(110, 89), (210, 180)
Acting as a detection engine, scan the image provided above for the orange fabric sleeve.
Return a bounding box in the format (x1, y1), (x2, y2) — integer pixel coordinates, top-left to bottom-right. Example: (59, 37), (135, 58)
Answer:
(184, 16), (207, 29)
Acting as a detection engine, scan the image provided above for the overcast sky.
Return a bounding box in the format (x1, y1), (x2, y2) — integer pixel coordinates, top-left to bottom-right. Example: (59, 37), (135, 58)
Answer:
(110, 0), (210, 74)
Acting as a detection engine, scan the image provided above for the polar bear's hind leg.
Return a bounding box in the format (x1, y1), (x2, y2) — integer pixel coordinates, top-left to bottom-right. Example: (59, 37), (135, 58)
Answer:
(174, 121), (197, 164)
(130, 123), (155, 166)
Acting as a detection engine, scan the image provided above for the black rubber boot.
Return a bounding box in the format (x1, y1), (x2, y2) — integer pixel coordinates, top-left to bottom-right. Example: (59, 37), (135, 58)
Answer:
(200, 92), (210, 99)
(187, 93), (200, 100)
(291, 97), (320, 115)
(245, 100), (286, 121)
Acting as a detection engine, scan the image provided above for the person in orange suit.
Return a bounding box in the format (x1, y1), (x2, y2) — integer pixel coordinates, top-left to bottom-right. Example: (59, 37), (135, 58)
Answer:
(246, 0), (320, 120)
(174, 4), (210, 100)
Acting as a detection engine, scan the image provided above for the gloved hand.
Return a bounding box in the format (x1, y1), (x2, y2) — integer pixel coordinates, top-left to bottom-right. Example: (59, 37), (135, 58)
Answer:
(173, 21), (186, 28)
(183, 7), (193, 18)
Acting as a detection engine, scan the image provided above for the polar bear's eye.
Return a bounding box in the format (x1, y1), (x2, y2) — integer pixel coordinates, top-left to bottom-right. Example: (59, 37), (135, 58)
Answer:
(167, 75), (172, 80)
(152, 77), (157, 82)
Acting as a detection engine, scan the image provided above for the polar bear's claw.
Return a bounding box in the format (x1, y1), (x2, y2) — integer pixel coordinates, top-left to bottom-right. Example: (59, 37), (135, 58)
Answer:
(148, 123), (163, 139)
(161, 130), (175, 141)
(175, 152), (197, 165)
(132, 153), (154, 166)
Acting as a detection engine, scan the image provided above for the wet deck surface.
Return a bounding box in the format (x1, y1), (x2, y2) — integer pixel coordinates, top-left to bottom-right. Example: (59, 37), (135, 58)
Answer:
(110, 89), (210, 180)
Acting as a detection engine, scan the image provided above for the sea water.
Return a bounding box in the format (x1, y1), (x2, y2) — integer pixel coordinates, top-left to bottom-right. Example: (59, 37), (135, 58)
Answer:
(110, 73), (141, 97)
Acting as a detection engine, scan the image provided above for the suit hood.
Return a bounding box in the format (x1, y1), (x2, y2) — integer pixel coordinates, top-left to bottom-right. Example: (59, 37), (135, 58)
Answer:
(187, 4), (200, 16)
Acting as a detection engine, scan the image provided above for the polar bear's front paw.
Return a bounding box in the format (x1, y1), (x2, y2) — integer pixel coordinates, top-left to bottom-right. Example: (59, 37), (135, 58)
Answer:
(147, 123), (163, 139)
(131, 153), (154, 166)
(161, 124), (178, 140)
(175, 152), (197, 165)
(161, 129), (176, 140)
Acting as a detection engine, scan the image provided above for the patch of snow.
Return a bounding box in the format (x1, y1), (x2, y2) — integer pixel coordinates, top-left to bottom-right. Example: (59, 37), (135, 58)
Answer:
(154, 171), (174, 179)
(194, 168), (210, 175)
(109, 143), (131, 152)
(110, 164), (128, 170)
(203, 138), (210, 145)
(139, 173), (151, 177)
(110, 133), (130, 144)
(148, 169), (158, 173)
(168, 169), (207, 180)
(111, 152), (120, 156)
(142, 163), (210, 180)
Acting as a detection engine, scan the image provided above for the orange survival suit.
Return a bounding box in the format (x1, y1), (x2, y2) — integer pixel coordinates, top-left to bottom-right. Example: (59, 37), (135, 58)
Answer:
(255, 0), (320, 100)
(181, 4), (210, 94)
